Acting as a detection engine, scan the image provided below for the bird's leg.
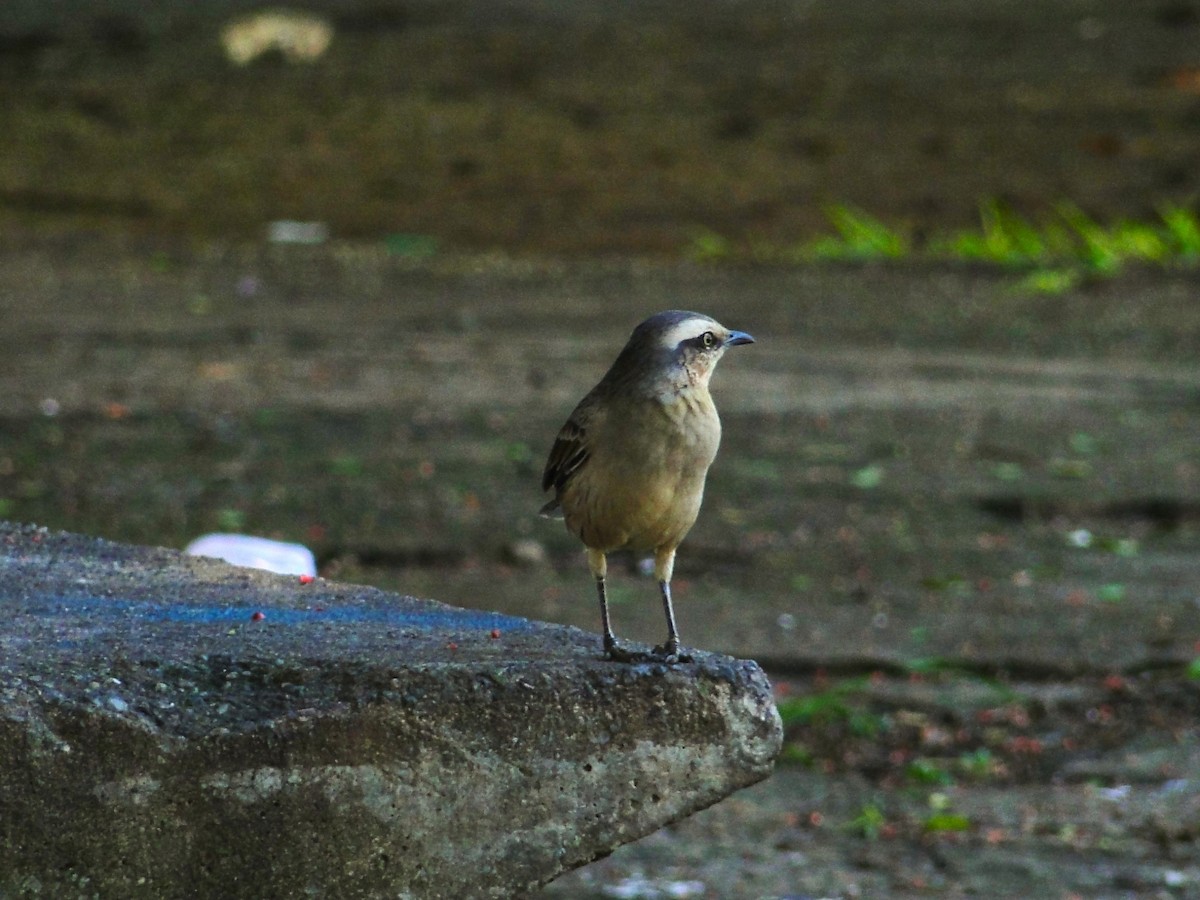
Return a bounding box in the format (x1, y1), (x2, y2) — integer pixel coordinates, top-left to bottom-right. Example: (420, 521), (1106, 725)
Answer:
(653, 548), (692, 663)
(588, 548), (636, 661)
(596, 578), (622, 657)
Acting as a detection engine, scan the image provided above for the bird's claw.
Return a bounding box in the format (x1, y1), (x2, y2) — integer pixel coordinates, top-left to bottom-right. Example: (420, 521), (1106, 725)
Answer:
(602, 638), (692, 664)
(603, 642), (645, 664)
(603, 637), (691, 665)
(652, 641), (693, 664)
(603, 635), (637, 662)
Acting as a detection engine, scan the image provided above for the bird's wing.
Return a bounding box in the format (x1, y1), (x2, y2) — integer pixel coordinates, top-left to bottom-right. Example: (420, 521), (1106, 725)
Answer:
(542, 397), (599, 495)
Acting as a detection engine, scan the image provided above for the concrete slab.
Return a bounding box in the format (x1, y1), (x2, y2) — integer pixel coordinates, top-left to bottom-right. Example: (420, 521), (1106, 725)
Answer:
(0, 521), (781, 898)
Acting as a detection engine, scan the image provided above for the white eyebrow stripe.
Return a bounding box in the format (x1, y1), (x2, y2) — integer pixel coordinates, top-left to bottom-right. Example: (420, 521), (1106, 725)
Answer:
(657, 317), (718, 349)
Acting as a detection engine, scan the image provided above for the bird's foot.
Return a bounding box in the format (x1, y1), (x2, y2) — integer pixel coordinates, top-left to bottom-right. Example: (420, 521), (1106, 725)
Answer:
(603, 644), (645, 664)
(603, 636), (682, 664)
(602, 635), (641, 663)
(651, 640), (694, 664)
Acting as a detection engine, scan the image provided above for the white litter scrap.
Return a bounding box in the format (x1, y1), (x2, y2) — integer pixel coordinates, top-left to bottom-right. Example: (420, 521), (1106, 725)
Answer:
(185, 533), (317, 576)
(221, 10), (334, 66)
(603, 874), (706, 900)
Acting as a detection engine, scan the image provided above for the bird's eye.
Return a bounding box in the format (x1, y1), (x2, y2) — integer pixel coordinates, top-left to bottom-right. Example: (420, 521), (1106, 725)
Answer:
(700, 331), (717, 349)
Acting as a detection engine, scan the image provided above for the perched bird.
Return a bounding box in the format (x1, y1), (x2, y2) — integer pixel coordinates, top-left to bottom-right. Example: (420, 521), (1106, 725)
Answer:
(541, 310), (754, 662)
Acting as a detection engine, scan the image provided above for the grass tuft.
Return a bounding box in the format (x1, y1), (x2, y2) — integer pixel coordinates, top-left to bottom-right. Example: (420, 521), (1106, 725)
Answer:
(801, 205), (909, 262)
(690, 200), (1200, 291)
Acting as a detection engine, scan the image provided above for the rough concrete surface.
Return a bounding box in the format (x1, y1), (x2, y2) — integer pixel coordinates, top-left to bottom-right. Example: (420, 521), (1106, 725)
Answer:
(0, 521), (782, 898)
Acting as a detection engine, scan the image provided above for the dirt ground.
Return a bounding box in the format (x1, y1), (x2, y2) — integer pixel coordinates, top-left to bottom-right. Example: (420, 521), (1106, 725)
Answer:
(2, 1), (1200, 897)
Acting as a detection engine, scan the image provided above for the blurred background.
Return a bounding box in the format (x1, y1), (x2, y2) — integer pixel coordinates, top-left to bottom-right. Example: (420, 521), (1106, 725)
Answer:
(2, 1), (1200, 896)
(2, 0), (1200, 250)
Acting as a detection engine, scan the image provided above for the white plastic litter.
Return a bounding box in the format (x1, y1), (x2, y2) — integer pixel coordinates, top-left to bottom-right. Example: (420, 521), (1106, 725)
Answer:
(603, 874), (706, 899)
(185, 533), (317, 576)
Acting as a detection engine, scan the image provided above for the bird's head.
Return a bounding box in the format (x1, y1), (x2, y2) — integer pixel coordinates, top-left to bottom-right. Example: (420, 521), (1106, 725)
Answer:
(613, 310), (754, 393)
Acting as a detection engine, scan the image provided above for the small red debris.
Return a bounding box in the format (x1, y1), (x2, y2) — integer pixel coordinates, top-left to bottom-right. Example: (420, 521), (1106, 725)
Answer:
(447, 642), (458, 651)
(299, 574), (315, 585)
(489, 628), (501, 639)
(1006, 736), (1043, 755)
(251, 611), (266, 622)
(1103, 674), (1125, 692)
(1006, 706), (1031, 728)
(808, 811), (824, 827)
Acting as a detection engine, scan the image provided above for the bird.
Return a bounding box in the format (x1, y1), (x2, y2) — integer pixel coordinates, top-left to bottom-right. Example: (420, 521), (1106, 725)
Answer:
(540, 310), (754, 663)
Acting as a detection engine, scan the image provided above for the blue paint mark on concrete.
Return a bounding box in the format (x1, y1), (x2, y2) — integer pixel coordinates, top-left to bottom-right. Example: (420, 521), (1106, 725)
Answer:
(41, 595), (534, 633)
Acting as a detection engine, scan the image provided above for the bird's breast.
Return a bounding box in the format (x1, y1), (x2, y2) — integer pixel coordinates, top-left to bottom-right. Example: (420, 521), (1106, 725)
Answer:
(657, 390), (721, 467)
(556, 386), (725, 552)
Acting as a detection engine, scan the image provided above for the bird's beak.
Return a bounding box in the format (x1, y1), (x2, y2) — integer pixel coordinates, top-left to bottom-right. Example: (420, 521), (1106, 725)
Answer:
(725, 330), (755, 347)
